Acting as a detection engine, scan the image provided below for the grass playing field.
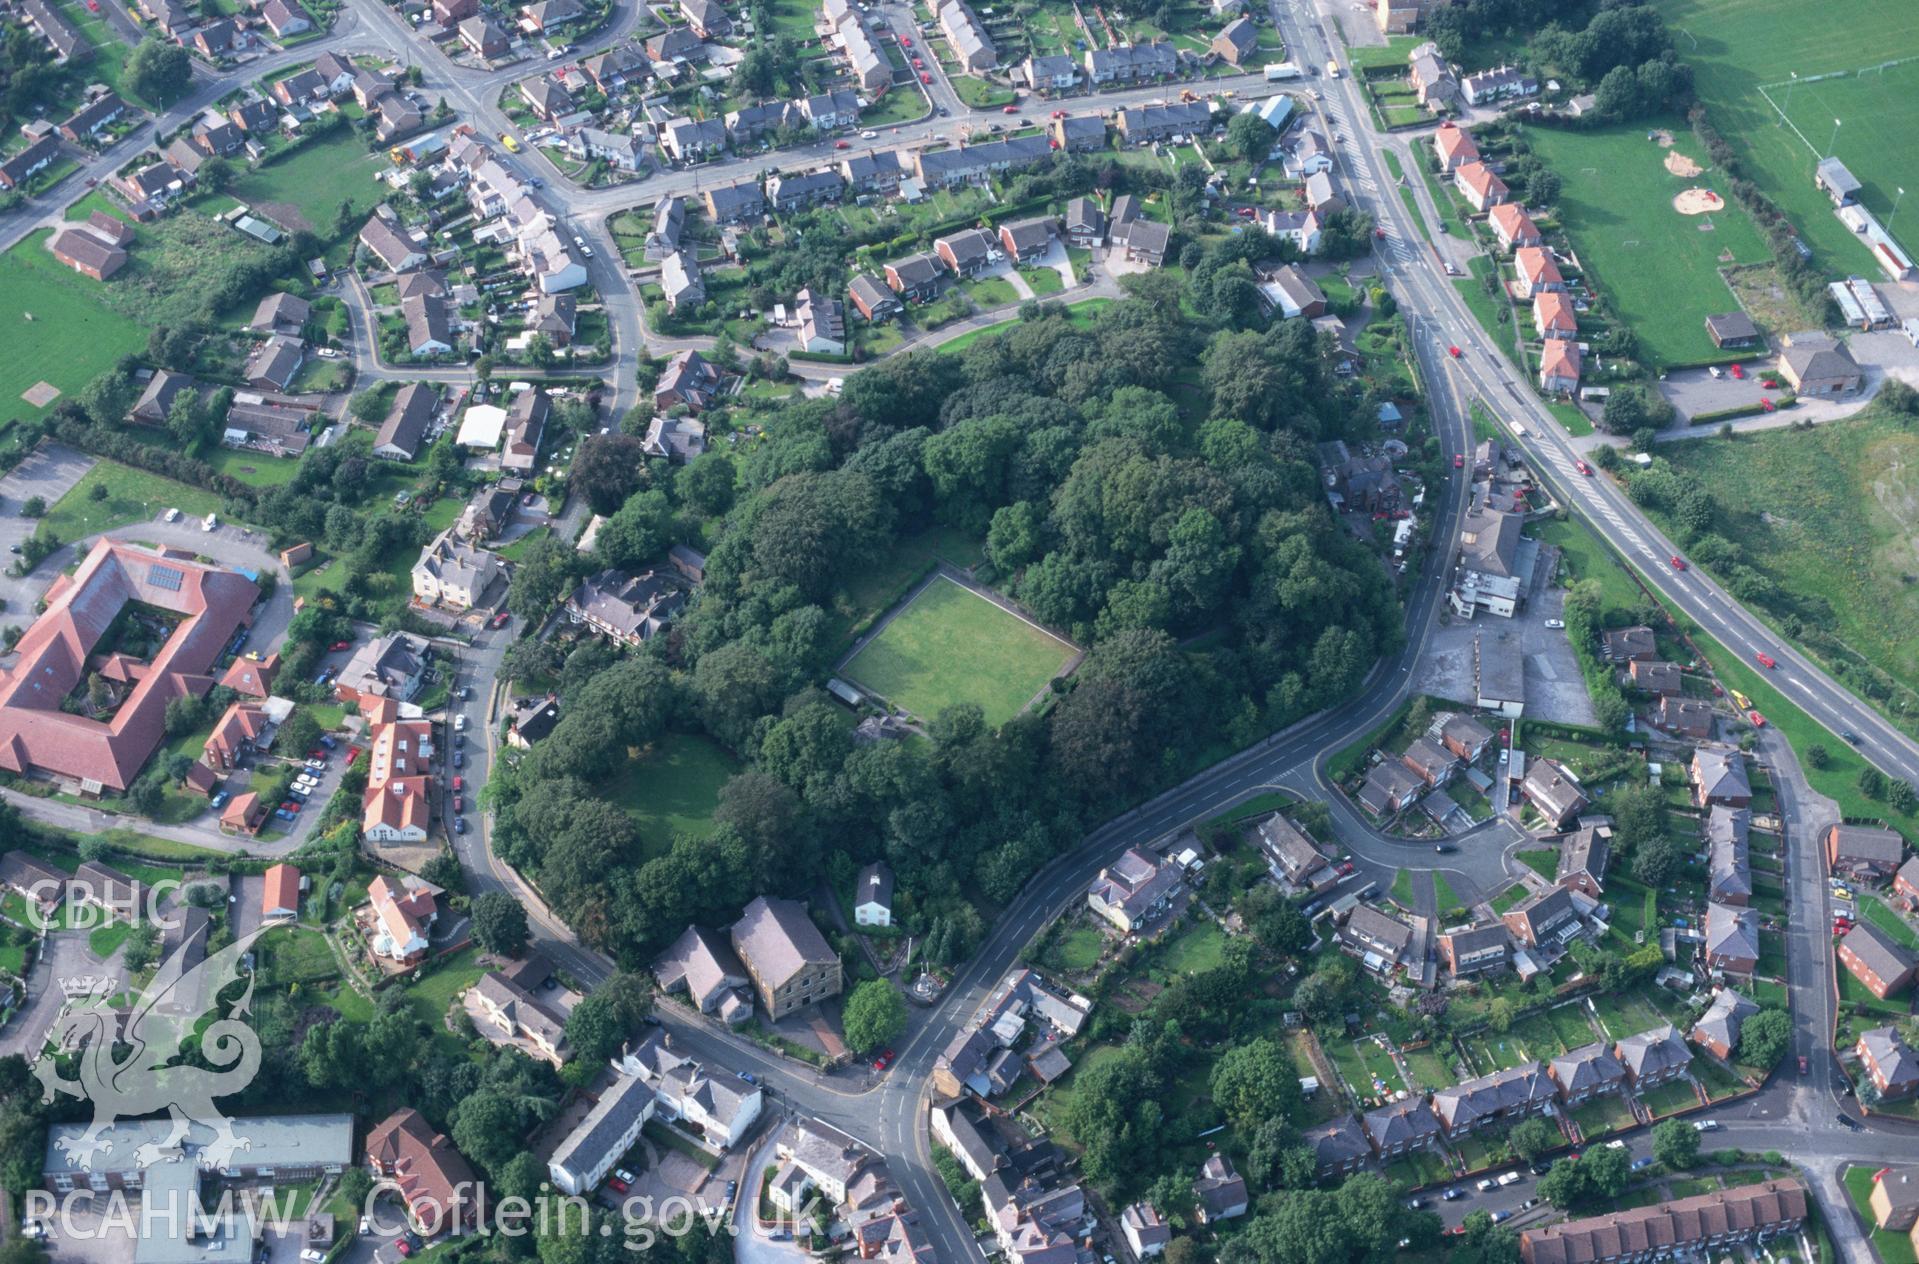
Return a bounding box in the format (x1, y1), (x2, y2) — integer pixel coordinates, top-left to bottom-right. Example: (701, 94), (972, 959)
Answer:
(841, 576), (1077, 728)
(1523, 117), (1770, 367)
(1664, 0), (1919, 275)
(0, 231), (149, 423)
(35, 460), (225, 545)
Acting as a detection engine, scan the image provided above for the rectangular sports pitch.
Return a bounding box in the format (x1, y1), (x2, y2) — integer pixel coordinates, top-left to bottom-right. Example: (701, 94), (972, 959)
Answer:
(1664, 0), (1919, 273)
(840, 576), (1077, 728)
(1524, 119), (1769, 367)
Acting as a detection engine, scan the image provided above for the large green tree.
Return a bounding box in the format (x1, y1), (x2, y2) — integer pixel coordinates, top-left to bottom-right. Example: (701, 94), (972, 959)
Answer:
(841, 979), (906, 1055)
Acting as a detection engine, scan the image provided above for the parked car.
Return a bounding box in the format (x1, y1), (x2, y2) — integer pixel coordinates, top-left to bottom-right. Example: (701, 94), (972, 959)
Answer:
(320, 735), (338, 749)
(452, 776), (465, 791)
(329, 640), (351, 651)
(454, 817), (467, 834)
(1693, 1119), (1719, 1133)
(1440, 1189), (1464, 1201)
(1452, 453), (1463, 468)
(1544, 618), (1565, 629)
(1756, 652), (1777, 669)
(453, 795), (464, 812)
(453, 751), (465, 768)
(491, 611), (510, 629)
(209, 790), (230, 809)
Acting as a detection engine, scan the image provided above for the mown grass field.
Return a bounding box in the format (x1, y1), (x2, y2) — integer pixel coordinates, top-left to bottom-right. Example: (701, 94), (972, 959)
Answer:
(842, 576), (1076, 728)
(1523, 117), (1769, 367)
(36, 460), (224, 545)
(222, 131), (389, 237)
(604, 732), (742, 858)
(0, 231), (149, 422)
(1657, 413), (1919, 700)
(1663, 0), (1919, 274)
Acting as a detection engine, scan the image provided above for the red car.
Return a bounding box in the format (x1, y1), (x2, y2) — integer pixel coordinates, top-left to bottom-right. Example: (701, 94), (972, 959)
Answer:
(1453, 453), (1464, 468)
(85, 0), (98, 8)
(1051, 109), (1065, 118)
(1373, 226), (1386, 239)
(835, 139), (851, 148)
(347, 746), (362, 762)
(1335, 861), (1355, 876)
(1235, 206), (1256, 219)
(1669, 555), (1687, 571)
(607, 1177), (629, 1194)
(1760, 397), (1776, 412)
(281, 801), (301, 813)
(912, 56), (923, 68)
(453, 795), (463, 812)
(452, 776), (465, 791)
(1448, 345), (1461, 358)
(1762, 378), (1780, 389)
(1729, 362), (1745, 379)
(920, 72), (931, 83)
(491, 610), (510, 628)
(1799, 1056), (1809, 1075)
(1756, 652), (1777, 669)
(330, 640), (351, 651)
(1748, 710), (1767, 727)
(1575, 460), (1592, 475)
(1002, 104), (1019, 114)
(899, 34), (911, 45)
(395, 1242), (413, 1259)
(873, 1049), (894, 1070)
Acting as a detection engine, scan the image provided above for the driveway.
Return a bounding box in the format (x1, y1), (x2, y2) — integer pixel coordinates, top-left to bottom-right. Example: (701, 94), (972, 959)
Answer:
(0, 931), (93, 1057)
(0, 443), (92, 614)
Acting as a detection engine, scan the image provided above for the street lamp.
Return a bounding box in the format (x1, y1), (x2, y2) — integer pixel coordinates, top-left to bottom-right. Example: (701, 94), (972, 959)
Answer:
(1892, 186), (1908, 235)
(1781, 70), (1796, 125)
(1829, 116), (1842, 158)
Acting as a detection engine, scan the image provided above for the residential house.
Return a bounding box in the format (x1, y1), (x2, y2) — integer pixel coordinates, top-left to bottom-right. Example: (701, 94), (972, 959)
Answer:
(70, 861), (145, 924)
(848, 273), (901, 321)
(458, 15), (509, 56)
(936, 227), (995, 277)
(1339, 905), (1413, 973)
(1052, 114), (1106, 152)
(655, 348), (723, 412)
(661, 249), (705, 313)
(626, 1032), (764, 1150)
(1083, 40), (1177, 84)
(1869, 1168), (1919, 1234)
(365, 874), (438, 963)
(546, 1075), (657, 1195)
(1513, 246), (1564, 299)
(1692, 748), (1752, 809)
(262, 864), (302, 920)
(373, 383), (437, 462)
(1895, 856), (1919, 905)
(1121, 1203), (1172, 1257)
(410, 529), (500, 610)
(336, 631), (428, 704)
(219, 651), (278, 700)
(565, 568), (686, 646)
(1432, 1062), (1557, 1135)
(1603, 626), (1657, 663)
(766, 168), (845, 213)
(1460, 65), (1537, 106)
(1838, 921), (1917, 1000)
(1263, 264), (1326, 319)
(61, 94), (127, 144)
(1439, 922), (1511, 976)
(795, 287), (846, 354)
(360, 210), (428, 272)
(1704, 901), (1760, 974)
(998, 216), (1054, 264)
(1063, 196), (1106, 248)
(1210, 16), (1257, 65)
(1193, 1155), (1248, 1224)
(1489, 202), (1542, 250)
(1408, 41), (1457, 110)
(1538, 337), (1582, 395)
(1518, 1180), (1808, 1264)
(643, 414), (706, 463)
(521, 0), (584, 29)
(938, 0), (995, 70)
(365, 1109), (478, 1230)
(402, 293), (453, 357)
(520, 77), (575, 122)
(1253, 812), (1330, 889)
(261, 0), (311, 37)
(1086, 846), (1180, 933)
(841, 148), (910, 194)
(1859, 1027), (1919, 1100)
(1362, 1098), (1442, 1157)
(679, 0), (729, 37)
(1358, 758), (1424, 816)
(23, 0), (88, 62)
(471, 965), (569, 1064)
(1023, 54), (1079, 93)
(730, 895), (842, 1018)
(1440, 713), (1495, 763)
(1532, 290), (1576, 339)
(1628, 660), (1682, 694)
(661, 114), (728, 162)
(1615, 1025), (1693, 1088)
(572, 127), (644, 171)
(1522, 760), (1588, 829)
(1116, 100), (1211, 145)
(1828, 824), (1905, 882)
(1262, 207), (1323, 255)
(1690, 989), (1759, 1060)
(1431, 121), (1477, 173)
(1401, 737), (1457, 789)
(854, 861), (894, 927)
(886, 252), (945, 301)
(1659, 696), (1714, 739)
(1501, 886), (1580, 948)
(203, 702), (270, 771)
(1114, 217), (1170, 266)
(645, 24), (703, 62)
(1548, 1042), (1627, 1105)
(798, 88), (861, 132)
(654, 924), (754, 1024)
(1555, 821), (1611, 897)
(505, 694), (560, 749)
(1707, 806), (1752, 906)
(703, 180), (765, 223)
(1454, 160), (1508, 212)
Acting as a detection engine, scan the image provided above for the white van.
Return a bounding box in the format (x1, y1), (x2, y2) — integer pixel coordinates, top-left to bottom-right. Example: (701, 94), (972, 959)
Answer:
(202, 512), (219, 532)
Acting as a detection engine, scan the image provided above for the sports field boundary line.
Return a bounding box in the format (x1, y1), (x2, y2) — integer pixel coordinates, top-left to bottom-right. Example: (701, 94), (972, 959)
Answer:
(1755, 55), (1919, 160)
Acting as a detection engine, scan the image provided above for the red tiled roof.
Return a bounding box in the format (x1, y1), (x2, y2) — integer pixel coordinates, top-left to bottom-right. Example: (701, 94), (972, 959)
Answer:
(263, 862), (301, 916)
(1516, 246), (1562, 288)
(364, 775), (432, 836)
(1434, 122), (1478, 164)
(1534, 290), (1576, 333)
(367, 719), (433, 790)
(220, 651), (279, 698)
(365, 1109), (477, 1225)
(205, 701), (270, 766)
(0, 540), (256, 790)
(1456, 161), (1507, 201)
(183, 759), (218, 795)
(1540, 338), (1582, 382)
(1490, 202), (1537, 241)
(222, 791), (265, 832)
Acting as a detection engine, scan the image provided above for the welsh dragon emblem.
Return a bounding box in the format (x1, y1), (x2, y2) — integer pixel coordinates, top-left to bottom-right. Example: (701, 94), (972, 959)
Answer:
(36, 926), (268, 1172)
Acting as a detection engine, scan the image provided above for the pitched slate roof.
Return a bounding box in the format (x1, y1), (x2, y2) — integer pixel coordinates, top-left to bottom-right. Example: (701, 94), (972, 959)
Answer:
(1615, 1024), (1692, 1081)
(1705, 901), (1759, 963)
(1549, 1041), (1626, 1097)
(1707, 806), (1752, 903)
(1432, 1061), (1555, 1131)
(1690, 989), (1758, 1055)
